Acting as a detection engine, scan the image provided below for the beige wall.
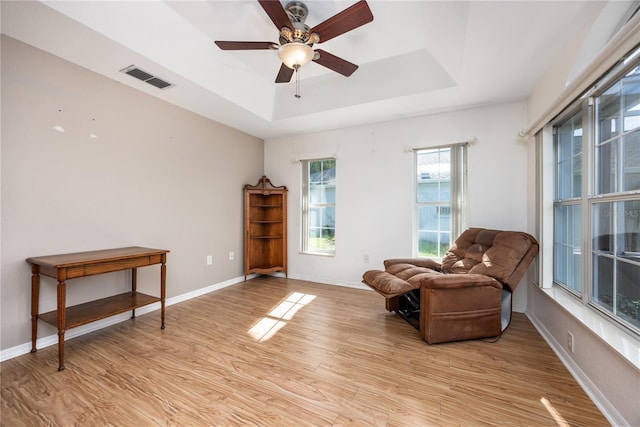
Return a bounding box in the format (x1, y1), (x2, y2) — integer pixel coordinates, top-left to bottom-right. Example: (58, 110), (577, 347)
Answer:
(0, 36), (264, 350)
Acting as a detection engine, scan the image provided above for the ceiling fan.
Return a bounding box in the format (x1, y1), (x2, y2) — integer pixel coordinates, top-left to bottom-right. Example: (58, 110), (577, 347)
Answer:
(215, 0), (374, 97)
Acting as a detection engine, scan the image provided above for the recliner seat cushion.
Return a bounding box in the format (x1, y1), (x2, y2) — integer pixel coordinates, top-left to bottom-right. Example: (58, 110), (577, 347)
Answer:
(386, 263), (443, 284)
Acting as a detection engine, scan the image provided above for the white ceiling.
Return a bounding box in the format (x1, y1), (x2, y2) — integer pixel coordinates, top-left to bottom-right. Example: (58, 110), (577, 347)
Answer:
(0, 1), (631, 139)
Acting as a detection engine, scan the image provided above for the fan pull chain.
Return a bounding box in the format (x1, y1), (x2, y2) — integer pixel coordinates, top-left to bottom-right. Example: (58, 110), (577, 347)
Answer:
(294, 65), (301, 99)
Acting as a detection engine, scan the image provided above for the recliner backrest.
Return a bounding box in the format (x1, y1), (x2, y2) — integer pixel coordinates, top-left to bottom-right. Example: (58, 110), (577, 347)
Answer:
(441, 227), (539, 292)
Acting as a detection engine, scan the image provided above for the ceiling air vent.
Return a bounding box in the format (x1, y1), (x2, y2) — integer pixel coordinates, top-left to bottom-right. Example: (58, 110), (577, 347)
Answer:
(120, 65), (174, 89)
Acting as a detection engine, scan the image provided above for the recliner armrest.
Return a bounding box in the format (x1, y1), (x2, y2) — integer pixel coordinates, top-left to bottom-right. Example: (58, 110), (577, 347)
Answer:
(384, 258), (442, 271)
(418, 273), (502, 290)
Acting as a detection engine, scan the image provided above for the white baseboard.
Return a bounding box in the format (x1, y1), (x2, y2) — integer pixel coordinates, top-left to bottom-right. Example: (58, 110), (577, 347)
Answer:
(0, 274), (249, 363)
(286, 273), (369, 290)
(512, 303), (526, 313)
(526, 311), (627, 427)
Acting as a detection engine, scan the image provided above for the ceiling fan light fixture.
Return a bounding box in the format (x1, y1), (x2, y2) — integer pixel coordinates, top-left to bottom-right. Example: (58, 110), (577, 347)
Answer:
(278, 42), (314, 69)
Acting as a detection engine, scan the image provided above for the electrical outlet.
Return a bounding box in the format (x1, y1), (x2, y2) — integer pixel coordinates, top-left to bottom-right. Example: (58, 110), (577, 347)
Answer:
(206, 255), (213, 266)
(229, 251), (234, 261)
(363, 254), (369, 264)
(567, 331), (574, 353)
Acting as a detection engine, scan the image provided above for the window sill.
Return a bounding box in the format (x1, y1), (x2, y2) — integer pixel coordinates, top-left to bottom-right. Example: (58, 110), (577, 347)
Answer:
(299, 251), (335, 257)
(541, 285), (640, 369)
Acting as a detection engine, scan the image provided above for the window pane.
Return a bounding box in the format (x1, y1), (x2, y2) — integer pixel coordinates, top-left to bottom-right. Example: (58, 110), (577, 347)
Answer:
(620, 200), (640, 255)
(309, 160), (336, 184)
(417, 149), (450, 180)
(309, 184), (335, 204)
(622, 65), (640, 133)
(593, 254), (614, 311)
(555, 111), (582, 200)
(418, 205), (439, 231)
(415, 146), (460, 258)
(617, 260), (640, 329)
(418, 231), (449, 258)
(309, 206), (335, 229)
(623, 129), (640, 191)
(553, 204), (581, 293)
(592, 200), (640, 324)
(596, 64), (640, 195)
(593, 202), (614, 253)
(557, 160), (571, 199)
(307, 205), (335, 253)
(308, 227), (320, 240)
(417, 181), (441, 203)
(554, 241), (567, 286)
(596, 140), (618, 195)
(323, 206), (335, 230)
(308, 206), (322, 228)
(309, 185), (323, 204)
(598, 82), (621, 142)
(308, 227), (335, 252)
(303, 158), (336, 254)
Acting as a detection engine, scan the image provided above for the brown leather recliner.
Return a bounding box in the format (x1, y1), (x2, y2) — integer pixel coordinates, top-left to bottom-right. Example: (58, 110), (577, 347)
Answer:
(362, 228), (539, 344)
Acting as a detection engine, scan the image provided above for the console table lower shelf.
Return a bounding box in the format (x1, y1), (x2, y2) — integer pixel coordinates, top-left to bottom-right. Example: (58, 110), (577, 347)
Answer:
(38, 292), (160, 329)
(27, 246), (169, 371)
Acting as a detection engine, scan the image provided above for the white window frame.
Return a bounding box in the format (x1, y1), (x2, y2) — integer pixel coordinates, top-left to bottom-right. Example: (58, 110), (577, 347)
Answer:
(545, 51), (640, 337)
(301, 158), (336, 256)
(552, 105), (587, 297)
(413, 144), (468, 258)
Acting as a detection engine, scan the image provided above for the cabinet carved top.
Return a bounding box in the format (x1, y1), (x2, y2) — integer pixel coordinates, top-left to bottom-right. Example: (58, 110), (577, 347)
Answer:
(244, 175), (287, 191)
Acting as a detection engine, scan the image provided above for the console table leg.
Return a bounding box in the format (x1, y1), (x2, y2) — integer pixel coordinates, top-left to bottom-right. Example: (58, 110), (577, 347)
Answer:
(131, 268), (137, 319)
(57, 280), (66, 371)
(160, 258), (166, 329)
(30, 268), (40, 353)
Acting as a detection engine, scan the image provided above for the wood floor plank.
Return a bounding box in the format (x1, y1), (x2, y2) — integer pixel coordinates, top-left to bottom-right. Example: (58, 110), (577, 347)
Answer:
(1, 276), (608, 426)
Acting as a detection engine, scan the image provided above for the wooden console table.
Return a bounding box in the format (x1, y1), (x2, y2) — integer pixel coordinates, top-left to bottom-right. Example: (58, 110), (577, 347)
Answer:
(27, 246), (169, 371)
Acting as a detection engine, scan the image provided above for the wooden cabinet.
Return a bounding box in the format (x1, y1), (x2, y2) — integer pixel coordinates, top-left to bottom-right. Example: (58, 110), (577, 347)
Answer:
(244, 176), (287, 279)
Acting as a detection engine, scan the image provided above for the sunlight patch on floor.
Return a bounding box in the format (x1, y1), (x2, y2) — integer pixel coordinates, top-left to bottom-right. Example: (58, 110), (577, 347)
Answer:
(248, 292), (316, 342)
(540, 397), (570, 427)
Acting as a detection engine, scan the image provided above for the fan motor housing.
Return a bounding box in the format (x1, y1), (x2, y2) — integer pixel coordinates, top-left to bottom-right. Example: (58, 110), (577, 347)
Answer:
(285, 1), (309, 25)
(280, 1), (319, 45)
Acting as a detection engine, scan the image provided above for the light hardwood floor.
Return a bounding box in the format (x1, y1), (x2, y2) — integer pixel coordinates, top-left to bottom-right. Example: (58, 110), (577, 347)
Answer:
(1, 276), (608, 426)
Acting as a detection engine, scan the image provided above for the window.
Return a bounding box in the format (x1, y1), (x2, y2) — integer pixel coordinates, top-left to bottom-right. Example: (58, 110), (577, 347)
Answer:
(553, 110), (583, 294)
(550, 55), (640, 333)
(415, 145), (467, 258)
(301, 158), (336, 255)
(592, 61), (640, 329)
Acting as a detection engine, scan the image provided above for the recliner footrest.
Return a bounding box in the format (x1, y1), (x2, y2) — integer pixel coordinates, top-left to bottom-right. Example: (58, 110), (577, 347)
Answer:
(362, 270), (416, 296)
(362, 270), (417, 312)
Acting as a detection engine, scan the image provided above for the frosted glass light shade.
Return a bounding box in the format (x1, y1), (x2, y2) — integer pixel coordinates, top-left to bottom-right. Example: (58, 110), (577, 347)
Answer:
(278, 42), (314, 69)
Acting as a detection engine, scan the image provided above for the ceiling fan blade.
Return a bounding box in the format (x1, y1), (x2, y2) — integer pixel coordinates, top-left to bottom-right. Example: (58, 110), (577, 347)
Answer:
(258, 0), (294, 31)
(215, 41), (277, 50)
(313, 49), (358, 77)
(275, 63), (295, 83)
(309, 1), (373, 43)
